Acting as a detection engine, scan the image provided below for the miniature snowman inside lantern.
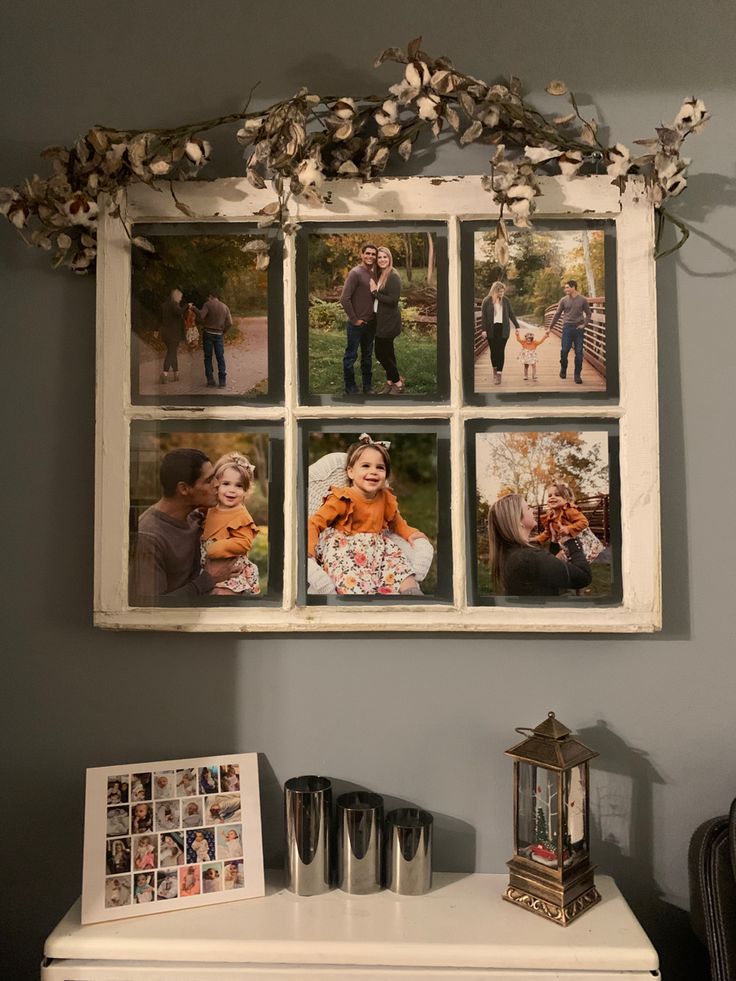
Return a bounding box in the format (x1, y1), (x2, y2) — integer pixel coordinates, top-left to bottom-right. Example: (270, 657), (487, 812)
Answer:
(504, 711), (600, 925)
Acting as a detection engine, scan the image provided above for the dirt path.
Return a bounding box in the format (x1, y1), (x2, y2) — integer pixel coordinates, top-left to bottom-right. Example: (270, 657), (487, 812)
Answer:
(136, 316), (268, 397)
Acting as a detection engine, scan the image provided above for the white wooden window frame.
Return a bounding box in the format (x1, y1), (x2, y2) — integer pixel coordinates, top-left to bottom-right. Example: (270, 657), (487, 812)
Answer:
(95, 175), (660, 633)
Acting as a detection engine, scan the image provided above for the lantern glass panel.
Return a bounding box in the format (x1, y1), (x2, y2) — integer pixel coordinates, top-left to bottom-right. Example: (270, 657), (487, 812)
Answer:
(517, 763), (561, 865)
(563, 764), (588, 865)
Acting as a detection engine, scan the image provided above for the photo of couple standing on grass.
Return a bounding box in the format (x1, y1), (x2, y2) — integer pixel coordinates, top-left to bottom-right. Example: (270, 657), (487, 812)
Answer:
(131, 231), (272, 401)
(305, 231), (441, 397)
(471, 225), (610, 396)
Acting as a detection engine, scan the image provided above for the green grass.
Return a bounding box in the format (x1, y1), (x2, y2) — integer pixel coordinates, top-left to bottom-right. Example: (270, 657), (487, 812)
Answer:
(308, 328), (437, 395)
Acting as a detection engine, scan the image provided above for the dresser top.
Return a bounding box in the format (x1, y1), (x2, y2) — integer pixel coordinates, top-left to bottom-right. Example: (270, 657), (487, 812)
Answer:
(45, 872), (658, 972)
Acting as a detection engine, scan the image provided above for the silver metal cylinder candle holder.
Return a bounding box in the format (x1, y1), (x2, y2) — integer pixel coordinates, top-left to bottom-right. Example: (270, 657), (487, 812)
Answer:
(284, 775), (332, 896)
(385, 807), (433, 895)
(336, 791), (384, 894)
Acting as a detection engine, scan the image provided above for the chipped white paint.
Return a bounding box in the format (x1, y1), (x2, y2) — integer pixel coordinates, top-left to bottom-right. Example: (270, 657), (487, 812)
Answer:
(95, 175), (661, 632)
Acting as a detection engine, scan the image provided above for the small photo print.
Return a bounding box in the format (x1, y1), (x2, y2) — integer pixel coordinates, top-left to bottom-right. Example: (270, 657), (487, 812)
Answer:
(131, 230), (272, 401)
(155, 799), (181, 832)
(471, 226), (610, 395)
(156, 869), (178, 901)
(202, 862), (223, 893)
(475, 428), (613, 599)
(159, 831), (185, 867)
(131, 802), (154, 834)
(132, 833), (158, 872)
(224, 859), (245, 890)
(153, 771), (175, 799)
(128, 430), (270, 607)
(133, 871), (156, 904)
(217, 824), (243, 860)
(187, 828), (216, 864)
(106, 806), (129, 838)
(106, 837), (131, 876)
(179, 864), (201, 897)
(181, 797), (204, 828)
(107, 775), (129, 805)
(105, 875), (131, 908)
(205, 793), (241, 825)
(130, 772), (152, 801)
(176, 768), (197, 797)
(303, 230), (442, 398)
(199, 766), (220, 795)
(220, 763), (240, 792)
(306, 431), (438, 597)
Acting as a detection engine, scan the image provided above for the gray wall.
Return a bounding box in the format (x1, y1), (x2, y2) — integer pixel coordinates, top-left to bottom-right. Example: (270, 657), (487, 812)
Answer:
(1, 2), (734, 978)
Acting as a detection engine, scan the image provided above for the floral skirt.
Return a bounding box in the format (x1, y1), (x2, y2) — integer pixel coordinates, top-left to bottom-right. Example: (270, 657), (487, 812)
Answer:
(315, 528), (414, 595)
(517, 349), (538, 365)
(201, 541), (260, 594)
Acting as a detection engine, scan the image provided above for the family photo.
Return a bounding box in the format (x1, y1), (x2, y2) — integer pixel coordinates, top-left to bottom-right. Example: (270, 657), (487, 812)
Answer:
(306, 431), (437, 597)
(128, 430), (270, 606)
(471, 226), (610, 395)
(475, 429), (613, 599)
(131, 231), (272, 400)
(304, 230), (442, 397)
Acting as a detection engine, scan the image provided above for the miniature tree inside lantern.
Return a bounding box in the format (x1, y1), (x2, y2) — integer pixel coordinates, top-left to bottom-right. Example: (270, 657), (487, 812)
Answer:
(504, 711), (600, 926)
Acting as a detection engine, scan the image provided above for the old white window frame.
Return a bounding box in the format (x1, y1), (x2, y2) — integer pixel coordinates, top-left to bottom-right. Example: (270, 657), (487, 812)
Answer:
(95, 175), (660, 632)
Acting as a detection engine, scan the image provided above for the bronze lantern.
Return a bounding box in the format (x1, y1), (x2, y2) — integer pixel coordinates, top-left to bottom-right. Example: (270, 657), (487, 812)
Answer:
(504, 711), (600, 926)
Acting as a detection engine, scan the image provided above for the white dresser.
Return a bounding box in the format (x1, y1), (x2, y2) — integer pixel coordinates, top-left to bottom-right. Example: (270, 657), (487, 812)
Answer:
(42, 872), (660, 980)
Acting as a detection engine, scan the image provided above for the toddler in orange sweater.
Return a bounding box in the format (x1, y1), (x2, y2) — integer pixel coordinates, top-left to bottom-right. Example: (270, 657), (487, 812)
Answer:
(201, 452), (260, 596)
(308, 434), (428, 595)
(514, 327), (550, 381)
(532, 481), (589, 548)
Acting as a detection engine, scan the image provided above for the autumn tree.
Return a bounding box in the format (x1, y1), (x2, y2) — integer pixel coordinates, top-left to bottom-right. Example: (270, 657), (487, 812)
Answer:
(482, 431), (608, 505)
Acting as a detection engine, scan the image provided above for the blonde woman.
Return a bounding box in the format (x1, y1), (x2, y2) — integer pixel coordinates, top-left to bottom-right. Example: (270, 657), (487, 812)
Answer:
(480, 282), (520, 385)
(487, 493), (591, 596)
(370, 247), (405, 394)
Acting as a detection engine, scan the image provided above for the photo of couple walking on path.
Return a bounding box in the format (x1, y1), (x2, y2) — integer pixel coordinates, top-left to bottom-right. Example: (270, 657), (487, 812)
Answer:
(132, 232), (271, 400)
(307, 232), (439, 398)
(473, 226), (609, 395)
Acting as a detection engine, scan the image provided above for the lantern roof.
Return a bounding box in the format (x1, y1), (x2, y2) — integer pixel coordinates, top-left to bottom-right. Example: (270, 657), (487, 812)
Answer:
(505, 712), (598, 770)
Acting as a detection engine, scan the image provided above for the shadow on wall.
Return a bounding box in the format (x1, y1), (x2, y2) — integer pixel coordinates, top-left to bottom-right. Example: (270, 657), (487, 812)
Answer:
(258, 765), (477, 876)
(581, 720), (710, 981)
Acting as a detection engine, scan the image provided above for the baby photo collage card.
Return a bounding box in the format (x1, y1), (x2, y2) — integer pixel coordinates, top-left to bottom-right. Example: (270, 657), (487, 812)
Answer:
(83, 753), (264, 923)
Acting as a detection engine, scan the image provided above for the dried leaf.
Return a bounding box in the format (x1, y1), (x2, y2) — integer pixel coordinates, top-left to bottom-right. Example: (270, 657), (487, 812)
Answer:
(460, 120), (483, 145)
(552, 112), (576, 126)
(545, 80), (568, 96)
(132, 236), (156, 253)
(374, 46), (407, 67)
(445, 106), (461, 132)
(398, 139), (413, 161)
(246, 166), (266, 189)
(241, 238), (270, 253)
(334, 121), (354, 141)
(458, 91), (476, 119)
(633, 137), (659, 147)
(337, 160), (360, 175)
(379, 123), (402, 138)
(509, 76), (522, 96)
(257, 201), (281, 216)
(255, 253), (270, 271)
(407, 36), (423, 60)
(174, 199), (196, 217)
(87, 128), (109, 153)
